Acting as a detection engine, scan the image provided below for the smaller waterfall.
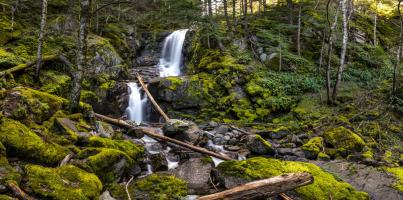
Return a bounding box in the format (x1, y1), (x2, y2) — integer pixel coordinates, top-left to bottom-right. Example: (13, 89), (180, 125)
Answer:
(159, 29), (189, 77)
(125, 82), (147, 125)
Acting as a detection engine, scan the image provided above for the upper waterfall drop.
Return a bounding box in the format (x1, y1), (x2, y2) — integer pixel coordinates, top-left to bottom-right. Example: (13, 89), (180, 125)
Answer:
(159, 29), (189, 77)
(125, 82), (147, 125)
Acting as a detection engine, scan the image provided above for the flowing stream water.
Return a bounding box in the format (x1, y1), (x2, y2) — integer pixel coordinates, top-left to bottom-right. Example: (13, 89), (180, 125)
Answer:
(159, 29), (189, 77)
(125, 82), (147, 125)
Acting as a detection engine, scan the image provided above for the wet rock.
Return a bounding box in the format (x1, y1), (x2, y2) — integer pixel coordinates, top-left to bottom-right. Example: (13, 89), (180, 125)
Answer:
(208, 121), (219, 127)
(224, 145), (241, 151)
(149, 153), (168, 171)
(214, 125), (230, 135)
(172, 158), (212, 195)
(95, 121), (114, 138)
(301, 137), (324, 160)
(135, 55), (158, 66)
(163, 119), (205, 144)
(245, 135), (275, 155)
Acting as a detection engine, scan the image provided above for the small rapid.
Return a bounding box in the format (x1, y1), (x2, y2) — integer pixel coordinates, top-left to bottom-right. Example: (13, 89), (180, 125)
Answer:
(125, 82), (147, 125)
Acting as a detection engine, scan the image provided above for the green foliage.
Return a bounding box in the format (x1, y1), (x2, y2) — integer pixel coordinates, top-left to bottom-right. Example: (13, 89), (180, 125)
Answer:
(25, 164), (102, 200)
(217, 157), (368, 200)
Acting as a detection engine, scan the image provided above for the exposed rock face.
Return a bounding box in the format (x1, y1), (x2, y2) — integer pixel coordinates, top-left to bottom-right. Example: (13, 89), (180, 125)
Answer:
(172, 158), (213, 195)
(313, 160), (402, 200)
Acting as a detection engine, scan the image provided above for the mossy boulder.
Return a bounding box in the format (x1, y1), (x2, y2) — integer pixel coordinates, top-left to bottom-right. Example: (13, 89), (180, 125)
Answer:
(77, 147), (135, 183)
(301, 137), (324, 159)
(24, 164), (102, 200)
(216, 157), (368, 200)
(323, 127), (366, 156)
(39, 70), (71, 97)
(86, 136), (144, 159)
(3, 87), (68, 123)
(0, 48), (21, 68)
(0, 14), (22, 46)
(245, 134), (275, 155)
(384, 167), (403, 192)
(0, 117), (69, 165)
(0, 142), (21, 186)
(108, 174), (188, 200)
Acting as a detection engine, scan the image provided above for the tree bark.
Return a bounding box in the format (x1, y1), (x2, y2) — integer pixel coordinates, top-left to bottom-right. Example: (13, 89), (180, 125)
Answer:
(224, 0), (231, 31)
(297, 5), (302, 56)
(70, 0), (92, 112)
(393, 0), (403, 95)
(35, 0), (48, 80)
(249, 0), (253, 14)
(243, 0), (248, 15)
(197, 173), (313, 200)
(135, 73), (170, 122)
(332, 0), (349, 102)
(326, 0), (340, 104)
(7, 182), (36, 200)
(208, 0), (213, 16)
(373, 0), (378, 45)
(94, 113), (233, 161)
(318, 31), (326, 74)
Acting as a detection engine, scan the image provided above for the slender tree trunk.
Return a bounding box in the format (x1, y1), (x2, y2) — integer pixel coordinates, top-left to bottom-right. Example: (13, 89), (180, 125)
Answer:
(263, 0), (267, 11)
(224, 0), (231, 30)
(297, 5), (302, 56)
(243, 0), (248, 15)
(249, 0), (253, 14)
(287, 0), (293, 24)
(318, 31), (326, 74)
(70, 0), (92, 112)
(393, 0), (403, 95)
(326, 1), (340, 104)
(332, 0), (349, 102)
(208, 0), (212, 16)
(35, 0), (48, 80)
(278, 31), (282, 71)
(373, 0), (378, 45)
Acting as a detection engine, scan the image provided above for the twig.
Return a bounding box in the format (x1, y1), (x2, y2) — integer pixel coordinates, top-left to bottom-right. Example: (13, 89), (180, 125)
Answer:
(126, 176), (134, 200)
(209, 174), (219, 192)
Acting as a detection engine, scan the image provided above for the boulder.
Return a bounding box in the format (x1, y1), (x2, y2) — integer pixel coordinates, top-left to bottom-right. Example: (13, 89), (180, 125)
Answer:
(172, 158), (213, 195)
(245, 135), (275, 155)
(0, 142), (21, 190)
(301, 137), (324, 159)
(215, 157), (368, 200)
(23, 164), (102, 199)
(323, 127), (366, 156)
(163, 119), (205, 144)
(100, 191), (117, 200)
(95, 121), (114, 138)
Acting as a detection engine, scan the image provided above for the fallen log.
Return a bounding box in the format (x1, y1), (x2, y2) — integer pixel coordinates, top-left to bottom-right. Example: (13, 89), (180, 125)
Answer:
(94, 113), (232, 161)
(197, 172), (313, 200)
(135, 73), (170, 122)
(0, 55), (59, 77)
(7, 182), (36, 200)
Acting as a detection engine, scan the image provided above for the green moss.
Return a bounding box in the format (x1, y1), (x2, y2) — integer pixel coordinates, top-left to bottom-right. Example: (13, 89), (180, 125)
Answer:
(217, 157), (368, 200)
(317, 152), (331, 160)
(255, 134), (274, 150)
(0, 142), (21, 186)
(0, 117), (69, 165)
(0, 14), (22, 46)
(166, 77), (184, 90)
(39, 70), (71, 97)
(384, 167), (403, 191)
(0, 195), (15, 200)
(78, 148), (133, 183)
(109, 174), (188, 200)
(301, 137), (324, 159)
(0, 48), (21, 68)
(25, 164), (102, 200)
(323, 127), (366, 156)
(86, 136), (144, 160)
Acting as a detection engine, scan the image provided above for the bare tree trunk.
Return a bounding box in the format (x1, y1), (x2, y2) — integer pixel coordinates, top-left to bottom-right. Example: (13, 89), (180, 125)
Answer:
(243, 0), (248, 15)
(326, 0), (340, 103)
(373, 0), (378, 45)
(70, 0), (92, 112)
(297, 4), (302, 56)
(233, 0), (237, 32)
(224, 0), (231, 30)
(332, 0), (349, 102)
(249, 0), (253, 14)
(287, 0), (293, 24)
(208, 0), (212, 16)
(318, 31), (326, 74)
(393, 0), (403, 95)
(278, 31), (282, 71)
(263, 0), (267, 11)
(35, 0), (48, 80)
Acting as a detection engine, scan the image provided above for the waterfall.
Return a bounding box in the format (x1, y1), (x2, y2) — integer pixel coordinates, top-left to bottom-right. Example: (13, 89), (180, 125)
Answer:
(125, 82), (147, 125)
(159, 29), (189, 77)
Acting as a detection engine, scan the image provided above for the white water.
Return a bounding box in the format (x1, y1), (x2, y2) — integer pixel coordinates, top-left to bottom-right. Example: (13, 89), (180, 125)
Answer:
(159, 29), (189, 77)
(125, 82), (147, 125)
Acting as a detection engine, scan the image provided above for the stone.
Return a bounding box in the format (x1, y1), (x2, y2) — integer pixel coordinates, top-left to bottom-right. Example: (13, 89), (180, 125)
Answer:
(224, 145), (241, 151)
(172, 158), (212, 195)
(95, 121), (114, 138)
(100, 191), (117, 200)
(149, 152), (169, 171)
(214, 125), (230, 135)
(245, 135), (275, 155)
(260, 53), (268, 62)
(208, 121), (219, 127)
(223, 135), (231, 141)
(163, 119), (206, 144)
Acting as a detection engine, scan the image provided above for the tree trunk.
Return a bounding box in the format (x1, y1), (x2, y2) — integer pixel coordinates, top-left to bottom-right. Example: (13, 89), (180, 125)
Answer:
(243, 0), (248, 15)
(224, 0), (231, 30)
(318, 31), (326, 74)
(208, 0), (212, 16)
(326, 0), (340, 104)
(249, 0), (253, 14)
(70, 0), (92, 112)
(197, 173), (313, 200)
(393, 0), (403, 95)
(297, 4), (302, 56)
(35, 0), (48, 80)
(373, 0), (378, 45)
(287, 0), (293, 24)
(332, 0), (349, 102)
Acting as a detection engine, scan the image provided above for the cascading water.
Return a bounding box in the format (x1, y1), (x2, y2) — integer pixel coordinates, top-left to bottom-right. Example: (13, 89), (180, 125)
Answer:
(159, 29), (189, 77)
(125, 82), (147, 125)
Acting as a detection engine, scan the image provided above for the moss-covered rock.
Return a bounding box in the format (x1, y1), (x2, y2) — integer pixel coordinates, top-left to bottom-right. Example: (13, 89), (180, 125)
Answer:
(24, 164), (102, 200)
(86, 136), (144, 159)
(245, 134), (275, 155)
(39, 70), (71, 97)
(301, 137), (324, 159)
(323, 127), (366, 156)
(384, 167), (403, 191)
(77, 147), (134, 183)
(216, 157), (368, 200)
(0, 117), (69, 165)
(3, 87), (68, 123)
(0, 48), (21, 68)
(0, 142), (21, 186)
(108, 174), (188, 200)
(0, 14), (22, 46)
